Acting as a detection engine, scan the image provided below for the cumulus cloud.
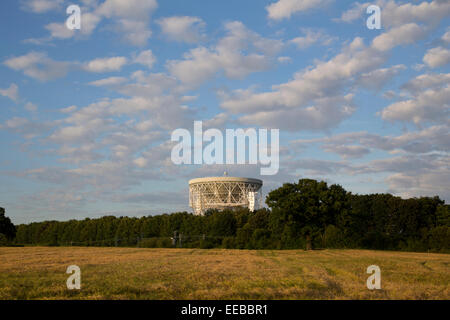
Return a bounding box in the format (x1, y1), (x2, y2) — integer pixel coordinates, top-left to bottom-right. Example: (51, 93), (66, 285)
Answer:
(293, 125), (450, 158)
(333, 2), (370, 23)
(28, 0), (158, 46)
(380, 72), (450, 126)
(167, 21), (283, 87)
(277, 56), (292, 63)
(41, 12), (101, 41)
(1, 117), (52, 139)
(157, 16), (205, 43)
(322, 145), (370, 159)
(290, 28), (336, 49)
(336, 1), (450, 27)
(381, 0), (450, 28)
(3, 52), (70, 81)
(45, 22), (75, 39)
(83, 56), (128, 73)
(0, 83), (19, 102)
(356, 64), (406, 90)
(133, 50), (156, 69)
(380, 85), (450, 125)
(423, 46), (450, 68)
(88, 76), (128, 87)
(220, 37), (386, 131)
(371, 23), (427, 52)
(266, 0), (332, 20)
(236, 94), (356, 131)
(402, 73), (450, 92)
(442, 30), (450, 44)
(20, 0), (63, 13)
(25, 102), (38, 112)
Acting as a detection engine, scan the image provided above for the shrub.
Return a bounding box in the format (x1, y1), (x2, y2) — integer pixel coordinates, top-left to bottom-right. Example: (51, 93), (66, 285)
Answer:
(222, 237), (236, 249)
(323, 225), (345, 248)
(250, 229), (272, 249)
(0, 233), (8, 246)
(139, 238), (159, 248)
(429, 226), (450, 252)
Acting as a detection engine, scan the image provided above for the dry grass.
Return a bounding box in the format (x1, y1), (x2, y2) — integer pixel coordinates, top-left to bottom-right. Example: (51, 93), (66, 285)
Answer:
(0, 247), (449, 299)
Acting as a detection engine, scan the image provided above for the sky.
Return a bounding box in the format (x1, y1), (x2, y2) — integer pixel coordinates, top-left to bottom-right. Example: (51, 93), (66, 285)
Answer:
(0, 0), (449, 224)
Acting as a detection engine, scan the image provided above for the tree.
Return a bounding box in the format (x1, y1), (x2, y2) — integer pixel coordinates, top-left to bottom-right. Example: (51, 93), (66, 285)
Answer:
(266, 179), (350, 248)
(436, 205), (450, 227)
(0, 207), (16, 240)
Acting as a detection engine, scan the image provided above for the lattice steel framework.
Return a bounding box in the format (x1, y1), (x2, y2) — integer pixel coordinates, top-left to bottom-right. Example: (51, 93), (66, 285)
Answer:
(189, 177), (263, 215)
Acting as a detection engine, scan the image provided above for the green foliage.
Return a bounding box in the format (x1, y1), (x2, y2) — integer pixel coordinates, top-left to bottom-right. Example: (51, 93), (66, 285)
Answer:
(9, 179), (449, 252)
(0, 233), (8, 246)
(436, 205), (450, 227)
(0, 208), (16, 240)
(323, 225), (345, 248)
(428, 226), (450, 252)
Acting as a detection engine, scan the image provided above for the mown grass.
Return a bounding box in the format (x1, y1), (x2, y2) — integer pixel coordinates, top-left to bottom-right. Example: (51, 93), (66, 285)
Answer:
(0, 247), (448, 299)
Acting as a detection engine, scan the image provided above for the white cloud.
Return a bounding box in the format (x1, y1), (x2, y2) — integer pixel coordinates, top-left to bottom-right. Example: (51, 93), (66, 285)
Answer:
(334, 2), (369, 23)
(266, 0), (331, 20)
(45, 22), (75, 39)
(277, 56), (292, 64)
(0, 83), (19, 102)
(336, 1), (450, 31)
(402, 73), (450, 92)
(83, 56), (128, 73)
(380, 85), (450, 125)
(43, 12), (101, 40)
(218, 12), (444, 132)
(60, 105), (77, 113)
(29, 0), (158, 46)
(3, 52), (69, 81)
(21, 0), (63, 13)
(220, 37), (385, 130)
(25, 102), (38, 112)
(335, 0), (450, 28)
(133, 157), (148, 168)
(96, 0), (158, 46)
(382, 0), (450, 28)
(133, 50), (156, 69)
(371, 23), (427, 52)
(118, 71), (179, 98)
(89, 76), (128, 87)
(423, 47), (450, 68)
(357, 64), (406, 90)
(237, 94), (356, 131)
(157, 16), (205, 43)
(381, 72), (450, 126)
(167, 21), (283, 87)
(290, 28), (336, 49)
(2, 117), (52, 139)
(96, 0), (157, 20)
(322, 145), (370, 159)
(442, 30), (450, 44)
(293, 125), (450, 156)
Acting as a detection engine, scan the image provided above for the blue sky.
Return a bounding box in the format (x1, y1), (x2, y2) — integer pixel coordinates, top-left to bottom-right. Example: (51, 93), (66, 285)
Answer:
(0, 0), (449, 224)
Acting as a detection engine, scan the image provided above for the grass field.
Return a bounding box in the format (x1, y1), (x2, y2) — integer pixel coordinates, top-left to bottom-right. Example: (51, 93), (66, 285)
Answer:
(0, 247), (449, 300)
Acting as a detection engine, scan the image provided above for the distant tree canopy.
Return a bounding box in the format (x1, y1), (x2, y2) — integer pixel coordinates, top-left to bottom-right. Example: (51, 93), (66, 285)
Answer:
(8, 179), (450, 252)
(0, 207), (16, 242)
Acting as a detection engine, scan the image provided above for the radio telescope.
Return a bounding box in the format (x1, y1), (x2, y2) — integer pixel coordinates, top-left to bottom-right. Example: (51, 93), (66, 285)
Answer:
(189, 172), (263, 215)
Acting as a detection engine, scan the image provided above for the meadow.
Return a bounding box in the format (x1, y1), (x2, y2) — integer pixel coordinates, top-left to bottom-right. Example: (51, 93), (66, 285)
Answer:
(0, 247), (448, 300)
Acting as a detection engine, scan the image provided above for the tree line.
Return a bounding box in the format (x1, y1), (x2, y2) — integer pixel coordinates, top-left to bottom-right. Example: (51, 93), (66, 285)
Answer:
(2, 179), (449, 252)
